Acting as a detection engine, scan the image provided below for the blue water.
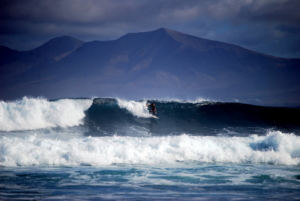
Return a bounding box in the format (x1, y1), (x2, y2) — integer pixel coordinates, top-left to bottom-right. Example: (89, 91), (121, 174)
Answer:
(1, 163), (300, 200)
(1, 97), (300, 200)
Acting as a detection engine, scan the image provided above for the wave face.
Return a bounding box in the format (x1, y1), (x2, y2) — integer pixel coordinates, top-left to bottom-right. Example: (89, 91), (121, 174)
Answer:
(85, 98), (300, 136)
(1, 97), (300, 135)
(0, 97), (92, 131)
(1, 131), (299, 166)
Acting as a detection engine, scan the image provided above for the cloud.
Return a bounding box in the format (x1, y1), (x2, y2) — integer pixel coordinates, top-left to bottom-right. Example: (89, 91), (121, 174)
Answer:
(0, 0), (299, 57)
(1, 0), (299, 29)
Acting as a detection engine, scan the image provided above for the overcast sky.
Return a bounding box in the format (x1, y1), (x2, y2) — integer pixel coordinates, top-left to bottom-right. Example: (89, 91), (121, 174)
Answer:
(1, 0), (300, 58)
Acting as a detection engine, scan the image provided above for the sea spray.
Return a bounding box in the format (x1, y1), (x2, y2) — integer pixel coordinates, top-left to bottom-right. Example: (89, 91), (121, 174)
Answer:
(117, 99), (152, 118)
(0, 97), (92, 131)
(1, 131), (299, 167)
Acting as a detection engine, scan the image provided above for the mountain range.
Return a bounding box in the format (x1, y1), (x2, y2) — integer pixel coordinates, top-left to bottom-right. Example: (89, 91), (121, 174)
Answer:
(1, 28), (299, 106)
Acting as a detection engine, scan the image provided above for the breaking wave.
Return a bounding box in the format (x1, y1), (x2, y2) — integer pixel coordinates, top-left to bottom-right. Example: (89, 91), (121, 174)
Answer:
(1, 131), (299, 167)
(0, 97), (92, 131)
(1, 97), (300, 135)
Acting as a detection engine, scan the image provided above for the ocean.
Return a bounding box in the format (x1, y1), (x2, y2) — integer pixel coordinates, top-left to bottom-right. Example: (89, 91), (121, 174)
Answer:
(1, 97), (300, 200)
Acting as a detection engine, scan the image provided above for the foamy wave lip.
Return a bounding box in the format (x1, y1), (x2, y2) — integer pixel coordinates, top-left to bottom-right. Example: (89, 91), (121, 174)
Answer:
(149, 97), (215, 104)
(0, 97), (93, 131)
(117, 99), (153, 118)
(1, 131), (299, 167)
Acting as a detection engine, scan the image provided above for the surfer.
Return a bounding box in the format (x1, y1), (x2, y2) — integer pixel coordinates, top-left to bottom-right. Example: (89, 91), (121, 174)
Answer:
(147, 103), (157, 116)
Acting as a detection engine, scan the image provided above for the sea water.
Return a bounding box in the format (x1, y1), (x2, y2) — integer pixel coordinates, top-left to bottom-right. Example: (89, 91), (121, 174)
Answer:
(1, 97), (300, 200)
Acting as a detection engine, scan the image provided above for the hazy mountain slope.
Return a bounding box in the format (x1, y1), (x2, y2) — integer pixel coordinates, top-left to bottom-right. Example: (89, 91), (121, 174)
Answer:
(0, 36), (84, 78)
(0, 36), (85, 93)
(0, 46), (20, 67)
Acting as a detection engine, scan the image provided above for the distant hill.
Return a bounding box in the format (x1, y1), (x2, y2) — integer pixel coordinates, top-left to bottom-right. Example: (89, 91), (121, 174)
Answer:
(1, 28), (299, 106)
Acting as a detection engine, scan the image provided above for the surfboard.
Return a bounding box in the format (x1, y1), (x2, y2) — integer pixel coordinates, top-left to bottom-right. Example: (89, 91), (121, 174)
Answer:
(151, 115), (159, 119)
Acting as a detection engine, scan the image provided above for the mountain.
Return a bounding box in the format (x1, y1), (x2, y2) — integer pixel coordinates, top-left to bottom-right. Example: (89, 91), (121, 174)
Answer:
(0, 36), (84, 79)
(0, 46), (20, 67)
(1, 28), (299, 106)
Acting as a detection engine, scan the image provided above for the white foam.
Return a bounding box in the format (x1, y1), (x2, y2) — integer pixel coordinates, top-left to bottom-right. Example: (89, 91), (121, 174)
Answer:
(117, 99), (153, 118)
(1, 131), (299, 167)
(0, 97), (92, 131)
(149, 97), (214, 104)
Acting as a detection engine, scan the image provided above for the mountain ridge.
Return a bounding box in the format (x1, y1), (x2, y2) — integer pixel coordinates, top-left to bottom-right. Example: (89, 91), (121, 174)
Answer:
(0, 28), (299, 106)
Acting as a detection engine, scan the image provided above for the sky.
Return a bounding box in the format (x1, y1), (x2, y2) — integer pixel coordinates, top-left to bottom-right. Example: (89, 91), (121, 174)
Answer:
(1, 0), (300, 58)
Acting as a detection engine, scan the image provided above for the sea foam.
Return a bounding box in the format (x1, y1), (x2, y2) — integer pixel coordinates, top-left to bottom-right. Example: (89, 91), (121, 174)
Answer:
(117, 99), (153, 118)
(0, 97), (92, 131)
(1, 131), (299, 167)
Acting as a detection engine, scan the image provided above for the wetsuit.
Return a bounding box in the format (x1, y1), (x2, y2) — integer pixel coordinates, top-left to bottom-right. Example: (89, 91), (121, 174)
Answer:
(149, 103), (157, 115)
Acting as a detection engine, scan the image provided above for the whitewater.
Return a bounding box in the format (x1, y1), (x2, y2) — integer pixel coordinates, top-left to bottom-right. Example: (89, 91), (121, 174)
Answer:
(1, 97), (300, 200)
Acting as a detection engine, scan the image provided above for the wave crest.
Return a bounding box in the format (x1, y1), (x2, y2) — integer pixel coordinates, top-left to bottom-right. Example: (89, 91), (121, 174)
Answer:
(0, 97), (92, 131)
